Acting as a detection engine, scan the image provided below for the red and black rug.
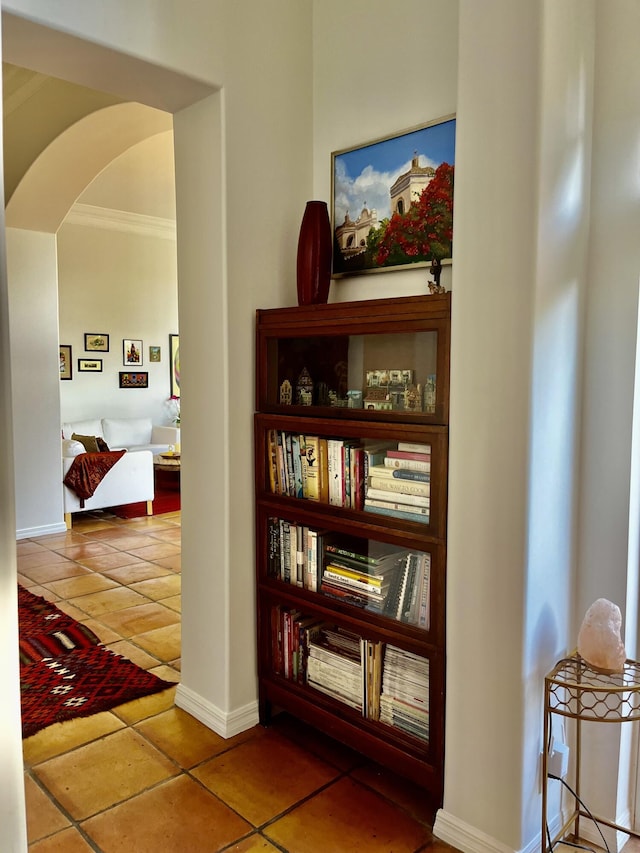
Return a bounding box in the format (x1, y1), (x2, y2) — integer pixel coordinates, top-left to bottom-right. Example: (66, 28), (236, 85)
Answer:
(19, 586), (174, 739)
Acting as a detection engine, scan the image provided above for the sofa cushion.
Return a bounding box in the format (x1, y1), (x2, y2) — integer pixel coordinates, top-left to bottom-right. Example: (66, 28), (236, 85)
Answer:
(72, 433), (101, 453)
(102, 417), (152, 449)
(62, 419), (103, 440)
(62, 439), (86, 457)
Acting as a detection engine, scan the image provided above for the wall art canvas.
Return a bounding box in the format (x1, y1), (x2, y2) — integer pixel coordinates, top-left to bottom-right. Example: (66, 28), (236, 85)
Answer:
(169, 334), (180, 398)
(78, 358), (102, 372)
(84, 333), (109, 352)
(331, 115), (456, 277)
(119, 372), (148, 389)
(123, 339), (143, 366)
(60, 345), (72, 380)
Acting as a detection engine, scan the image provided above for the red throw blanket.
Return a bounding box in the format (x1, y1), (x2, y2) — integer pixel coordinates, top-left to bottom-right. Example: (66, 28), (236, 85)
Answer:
(63, 450), (126, 507)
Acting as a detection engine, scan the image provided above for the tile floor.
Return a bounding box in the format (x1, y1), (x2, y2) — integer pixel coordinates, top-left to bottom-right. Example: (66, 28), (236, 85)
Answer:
(18, 509), (454, 853)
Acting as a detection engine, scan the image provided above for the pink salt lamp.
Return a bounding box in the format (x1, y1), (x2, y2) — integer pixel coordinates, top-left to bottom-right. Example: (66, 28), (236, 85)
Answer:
(577, 598), (626, 673)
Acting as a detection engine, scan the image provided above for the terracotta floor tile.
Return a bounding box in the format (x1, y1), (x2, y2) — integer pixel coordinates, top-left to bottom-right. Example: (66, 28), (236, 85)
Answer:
(24, 773), (70, 842)
(29, 826), (96, 852)
(79, 551), (147, 571)
(98, 601), (180, 636)
(148, 663), (181, 682)
(228, 836), (282, 852)
(135, 707), (249, 768)
(19, 562), (89, 585)
(23, 584), (58, 602)
(54, 542), (118, 561)
(265, 776), (432, 853)
(163, 593), (181, 612)
(23, 712), (125, 766)
(148, 527), (181, 544)
(17, 541), (49, 554)
(33, 728), (179, 820)
(55, 601), (92, 622)
(272, 712), (366, 773)
(106, 639), (162, 669)
(350, 761), (437, 825)
(67, 586), (148, 616)
(129, 573), (181, 600)
(44, 574), (118, 598)
(125, 542), (181, 561)
(18, 550), (73, 569)
(81, 775), (251, 853)
(133, 622), (181, 660)
(76, 617), (120, 644)
(17, 572), (35, 587)
(155, 554), (181, 571)
(101, 561), (172, 584)
(111, 685), (177, 725)
(192, 729), (339, 826)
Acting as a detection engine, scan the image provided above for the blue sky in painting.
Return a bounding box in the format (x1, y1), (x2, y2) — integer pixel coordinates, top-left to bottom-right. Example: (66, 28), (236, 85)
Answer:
(333, 118), (456, 226)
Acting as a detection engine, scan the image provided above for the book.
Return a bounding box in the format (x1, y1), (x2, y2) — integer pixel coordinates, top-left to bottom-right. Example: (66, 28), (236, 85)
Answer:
(364, 498), (429, 518)
(368, 464), (430, 483)
(365, 487), (429, 507)
(364, 503), (429, 525)
(267, 429), (278, 493)
(383, 456), (431, 473)
(302, 435), (320, 500)
(327, 439), (344, 507)
(369, 476), (430, 497)
(397, 442), (431, 454)
(318, 438), (329, 503)
(386, 449), (431, 463)
(363, 443), (392, 481)
(291, 434), (304, 498)
(284, 432), (295, 496)
(295, 523), (305, 587)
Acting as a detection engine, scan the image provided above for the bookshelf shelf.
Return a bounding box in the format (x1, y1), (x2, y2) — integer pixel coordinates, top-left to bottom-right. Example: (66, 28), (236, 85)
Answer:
(254, 294), (450, 801)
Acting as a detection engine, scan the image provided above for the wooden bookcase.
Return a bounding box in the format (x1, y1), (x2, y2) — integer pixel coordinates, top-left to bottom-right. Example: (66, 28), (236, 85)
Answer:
(254, 293), (450, 800)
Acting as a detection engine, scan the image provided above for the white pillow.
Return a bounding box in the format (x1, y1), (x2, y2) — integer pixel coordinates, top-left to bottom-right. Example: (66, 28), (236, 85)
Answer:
(62, 439), (86, 457)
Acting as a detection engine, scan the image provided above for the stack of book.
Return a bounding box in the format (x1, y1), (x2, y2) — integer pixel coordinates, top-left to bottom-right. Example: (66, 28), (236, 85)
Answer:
(320, 541), (408, 615)
(306, 625), (364, 712)
(393, 551), (431, 628)
(364, 442), (431, 524)
(379, 644), (429, 742)
(267, 518), (325, 591)
(270, 605), (323, 684)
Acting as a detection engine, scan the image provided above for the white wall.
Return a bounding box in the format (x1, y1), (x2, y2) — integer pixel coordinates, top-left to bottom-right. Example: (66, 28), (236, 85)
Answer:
(57, 223), (178, 426)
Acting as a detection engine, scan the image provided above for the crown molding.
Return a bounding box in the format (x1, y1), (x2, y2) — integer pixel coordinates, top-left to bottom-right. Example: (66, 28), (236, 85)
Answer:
(65, 203), (176, 240)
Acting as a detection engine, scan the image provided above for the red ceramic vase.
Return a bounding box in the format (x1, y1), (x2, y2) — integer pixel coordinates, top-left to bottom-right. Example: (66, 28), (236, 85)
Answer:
(296, 200), (332, 306)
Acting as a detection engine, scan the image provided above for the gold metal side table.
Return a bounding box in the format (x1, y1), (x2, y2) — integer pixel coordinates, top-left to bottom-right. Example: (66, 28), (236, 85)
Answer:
(542, 652), (640, 851)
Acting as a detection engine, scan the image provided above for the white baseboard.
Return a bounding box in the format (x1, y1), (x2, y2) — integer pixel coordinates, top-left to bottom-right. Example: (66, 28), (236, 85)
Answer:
(175, 683), (260, 738)
(434, 810), (518, 853)
(16, 521), (67, 540)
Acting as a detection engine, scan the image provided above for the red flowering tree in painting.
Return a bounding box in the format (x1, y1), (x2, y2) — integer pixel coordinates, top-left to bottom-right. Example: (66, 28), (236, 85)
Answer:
(375, 162), (454, 268)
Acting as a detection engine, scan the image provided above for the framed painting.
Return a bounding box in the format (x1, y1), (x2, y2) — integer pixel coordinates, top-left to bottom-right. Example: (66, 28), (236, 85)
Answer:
(149, 346), (161, 362)
(169, 334), (180, 398)
(59, 345), (72, 380)
(123, 339), (143, 366)
(84, 333), (109, 352)
(119, 371), (148, 389)
(78, 358), (102, 372)
(331, 114), (456, 277)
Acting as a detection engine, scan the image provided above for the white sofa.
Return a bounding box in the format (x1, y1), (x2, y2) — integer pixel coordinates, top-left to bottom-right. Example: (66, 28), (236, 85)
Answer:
(61, 417), (180, 528)
(62, 417), (180, 454)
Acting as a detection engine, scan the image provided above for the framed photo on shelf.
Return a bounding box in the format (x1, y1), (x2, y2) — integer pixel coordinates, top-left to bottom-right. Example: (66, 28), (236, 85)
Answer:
(123, 338), (143, 366)
(84, 333), (109, 352)
(331, 114), (456, 278)
(119, 371), (148, 389)
(149, 346), (161, 362)
(169, 334), (180, 398)
(78, 358), (103, 372)
(59, 345), (72, 380)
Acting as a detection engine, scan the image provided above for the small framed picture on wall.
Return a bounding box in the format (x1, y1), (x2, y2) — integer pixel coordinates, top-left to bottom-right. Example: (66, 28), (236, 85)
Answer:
(119, 371), (148, 389)
(60, 345), (72, 380)
(123, 339), (143, 366)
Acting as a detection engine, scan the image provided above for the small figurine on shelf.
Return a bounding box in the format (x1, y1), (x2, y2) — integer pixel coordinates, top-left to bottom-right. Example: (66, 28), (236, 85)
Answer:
(279, 379), (293, 405)
(404, 384), (423, 412)
(424, 375), (436, 413)
(428, 257), (446, 295)
(296, 367), (314, 405)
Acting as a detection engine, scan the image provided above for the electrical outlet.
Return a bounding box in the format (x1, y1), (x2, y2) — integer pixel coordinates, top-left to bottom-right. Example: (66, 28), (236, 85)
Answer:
(547, 741), (569, 779)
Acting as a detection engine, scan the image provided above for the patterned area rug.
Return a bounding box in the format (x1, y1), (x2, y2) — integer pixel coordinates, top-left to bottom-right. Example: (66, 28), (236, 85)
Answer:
(19, 586), (174, 739)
